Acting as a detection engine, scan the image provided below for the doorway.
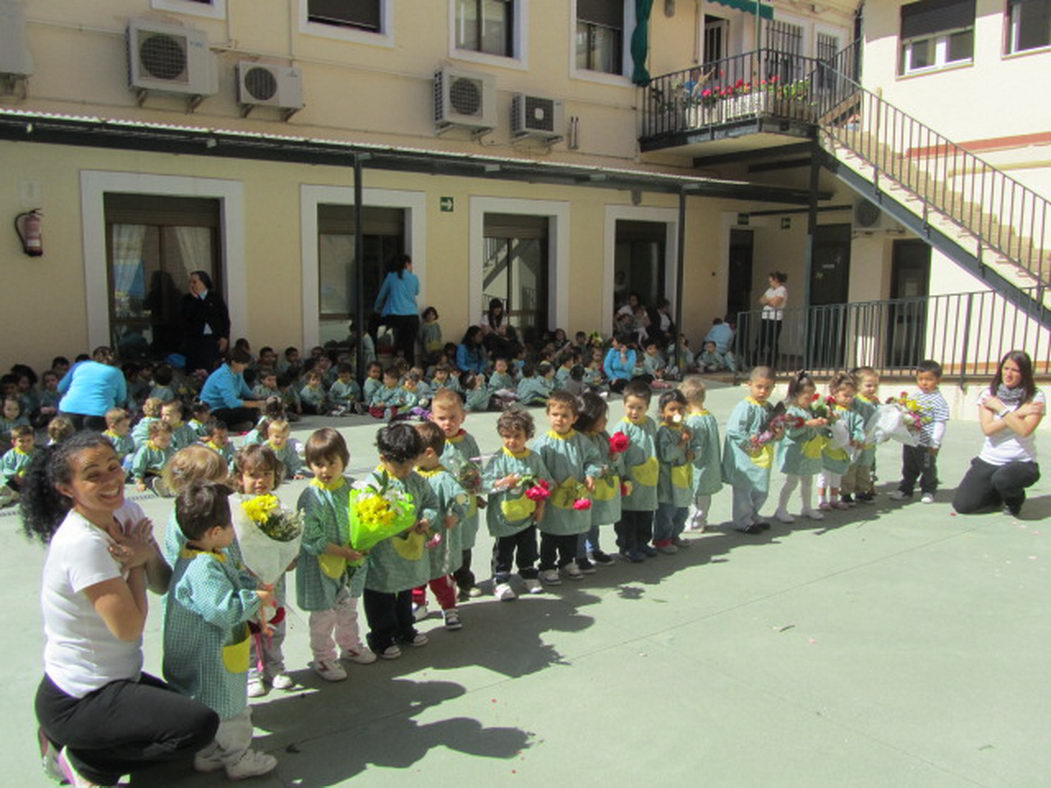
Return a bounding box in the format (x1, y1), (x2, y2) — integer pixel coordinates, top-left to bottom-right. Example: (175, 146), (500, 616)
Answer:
(483, 213), (549, 347)
(614, 220), (667, 315)
(886, 239), (931, 369)
(704, 15), (729, 65)
(807, 223), (852, 369)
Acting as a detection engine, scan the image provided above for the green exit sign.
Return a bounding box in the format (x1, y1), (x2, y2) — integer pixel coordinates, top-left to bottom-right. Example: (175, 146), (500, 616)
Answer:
(440, 196), (454, 212)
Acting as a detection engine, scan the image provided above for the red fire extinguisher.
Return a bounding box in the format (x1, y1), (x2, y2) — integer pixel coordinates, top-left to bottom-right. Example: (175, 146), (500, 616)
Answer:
(14, 210), (43, 257)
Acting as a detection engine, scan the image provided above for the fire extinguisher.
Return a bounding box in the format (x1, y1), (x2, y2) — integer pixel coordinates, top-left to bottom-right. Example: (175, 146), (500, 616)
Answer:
(14, 209), (43, 257)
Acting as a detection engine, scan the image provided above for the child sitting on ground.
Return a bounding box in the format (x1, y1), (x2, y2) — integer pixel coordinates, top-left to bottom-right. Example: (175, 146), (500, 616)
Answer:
(329, 363), (363, 416)
(299, 370), (328, 415)
(163, 481), (278, 780)
(0, 396), (30, 453)
(1, 424), (36, 503)
(47, 416), (74, 446)
(103, 408), (135, 467)
(149, 364), (176, 403)
(200, 418), (236, 470)
(369, 368), (407, 421)
(162, 400), (199, 451)
(132, 421), (175, 493)
(131, 398), (163, 449)
(264, 418), (304, 479)
(296, 428), (376, 683)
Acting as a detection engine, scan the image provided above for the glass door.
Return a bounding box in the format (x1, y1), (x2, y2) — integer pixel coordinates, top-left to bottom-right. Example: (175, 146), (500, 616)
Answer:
(483, 214), (549, 347)
(886, 239), (931, 369)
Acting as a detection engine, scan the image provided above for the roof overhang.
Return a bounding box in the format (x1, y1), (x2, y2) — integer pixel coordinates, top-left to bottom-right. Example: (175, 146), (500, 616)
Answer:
(0, 108), (829, 205)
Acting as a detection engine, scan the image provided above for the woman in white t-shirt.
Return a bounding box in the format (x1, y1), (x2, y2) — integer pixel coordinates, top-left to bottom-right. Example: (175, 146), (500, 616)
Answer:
(953, 350), (1044, 516)
(756, 272), (788, 368)
(23, 432), (218, 786)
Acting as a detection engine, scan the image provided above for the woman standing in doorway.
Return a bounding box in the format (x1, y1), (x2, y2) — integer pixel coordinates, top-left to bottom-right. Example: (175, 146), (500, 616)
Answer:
(952, 350), (1044, 517)
(374, 254), (421, 365)
(25, 432), (217, 786)
(480, 298), (520, 359)
(756, 272), (788, 369)
(181, 270), (230, 376)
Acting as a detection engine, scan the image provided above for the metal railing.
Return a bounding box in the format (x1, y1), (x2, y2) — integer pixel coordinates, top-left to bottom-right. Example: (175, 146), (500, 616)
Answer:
(642, 42), (1050, 290)
(732, 288), (1051, 383)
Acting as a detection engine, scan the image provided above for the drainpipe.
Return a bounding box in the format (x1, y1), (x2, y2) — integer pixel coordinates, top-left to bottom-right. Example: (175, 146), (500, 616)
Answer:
(675, 189), (687, 371)
(353, 154), (366, 383)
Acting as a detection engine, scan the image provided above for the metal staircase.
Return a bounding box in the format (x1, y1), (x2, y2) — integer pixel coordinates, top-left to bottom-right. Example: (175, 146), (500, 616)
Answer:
(809, 45), (1050, 327)
(640, 45), (1051, 328)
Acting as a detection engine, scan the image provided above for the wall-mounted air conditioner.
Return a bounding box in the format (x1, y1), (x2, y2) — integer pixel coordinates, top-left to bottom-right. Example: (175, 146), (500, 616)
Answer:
(511, 93), (564, 143)
(236, 61), (303, 120)
(127, 19), (217, 108)
(853, 198), (900, 232)
(434, 66), (495, 136)
(0, 0), (33, 93)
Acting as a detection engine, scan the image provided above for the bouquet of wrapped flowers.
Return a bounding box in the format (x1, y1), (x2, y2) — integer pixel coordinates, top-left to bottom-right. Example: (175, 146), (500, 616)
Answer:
(810, 393), (837, 421)
(747, 403), (803, 455)
(347, 472), (418, 564)
(233, 494), (304, 586)
(444, 452), (483, 496)
(868, 393), (929, 446)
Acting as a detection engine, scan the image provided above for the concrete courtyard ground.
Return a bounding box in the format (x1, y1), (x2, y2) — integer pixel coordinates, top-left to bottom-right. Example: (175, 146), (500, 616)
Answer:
(3, 382), (1049, 787)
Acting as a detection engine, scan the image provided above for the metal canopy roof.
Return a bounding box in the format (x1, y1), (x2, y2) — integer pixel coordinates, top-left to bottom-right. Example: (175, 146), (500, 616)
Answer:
(0, 108), (829, 205)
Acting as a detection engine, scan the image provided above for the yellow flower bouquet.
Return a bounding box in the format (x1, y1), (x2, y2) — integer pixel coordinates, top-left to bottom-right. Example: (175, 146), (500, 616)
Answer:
(347, 472), (417, 566)
(233, 493), (304, 585)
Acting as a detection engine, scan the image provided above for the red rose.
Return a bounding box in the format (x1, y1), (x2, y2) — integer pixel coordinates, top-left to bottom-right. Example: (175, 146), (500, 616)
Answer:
(573, 498), (592, 511)
(609, 431), (630, 454)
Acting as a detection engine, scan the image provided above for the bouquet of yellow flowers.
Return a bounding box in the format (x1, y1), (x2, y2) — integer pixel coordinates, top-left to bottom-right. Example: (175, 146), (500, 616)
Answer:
(233, 493), (304, 585)
(347, 472), (418, 565)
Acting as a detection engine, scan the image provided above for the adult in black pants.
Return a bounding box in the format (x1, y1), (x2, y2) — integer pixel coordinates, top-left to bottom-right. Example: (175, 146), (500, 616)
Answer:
(755, 271), (788, 369)
(23, 432), (218, 786)
(953, 350), (1044, 516)
(181, 270), (230, 376)
(374, 253), (421, 365)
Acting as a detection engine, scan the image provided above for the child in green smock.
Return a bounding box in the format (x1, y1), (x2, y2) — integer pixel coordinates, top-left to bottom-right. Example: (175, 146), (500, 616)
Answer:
(773, 372), (828, 523)
(615, 380), (659, 562)
(574, 393), (622, 569)
(721, 367), (781, 534)
(653, 390), (694, 553)
(818, 373), (866, 510)
(680, 377), (722, 532)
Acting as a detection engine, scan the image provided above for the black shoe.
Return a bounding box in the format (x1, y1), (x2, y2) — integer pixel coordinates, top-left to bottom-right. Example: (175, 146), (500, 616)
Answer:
(576, 558), (597, 574)
(739, 524), (764, 535)
(856, 492), (875, 503)
(754, 521), (771, 531)
(590, 549), (615, 566)
(841, 494), (855, 505)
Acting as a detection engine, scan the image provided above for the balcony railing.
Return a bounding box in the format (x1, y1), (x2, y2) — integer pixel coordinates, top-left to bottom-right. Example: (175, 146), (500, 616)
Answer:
(640, 44), (860, 141)
(732, 288), (1050, 383)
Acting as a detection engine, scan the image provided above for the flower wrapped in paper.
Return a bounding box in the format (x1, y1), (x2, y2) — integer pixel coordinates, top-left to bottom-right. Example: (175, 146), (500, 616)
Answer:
(747, 403), (803, 456)
(233, 493), (304, 586)
(868, 404), (920, 446)
(346, 473), (418, 565)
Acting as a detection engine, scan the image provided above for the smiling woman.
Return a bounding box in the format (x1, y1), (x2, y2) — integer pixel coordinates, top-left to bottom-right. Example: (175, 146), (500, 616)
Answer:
(21, 433), (217, 787)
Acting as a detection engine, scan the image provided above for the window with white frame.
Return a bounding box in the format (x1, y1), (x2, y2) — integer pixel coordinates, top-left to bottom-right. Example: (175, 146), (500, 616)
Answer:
(150, 0), (227, 19)
(1007, 0), (1051, 53)
(576, 0), (624, 74)
(899, 0), (975, 74)
(455, 0), (514, 57)
(307, 0), (382, 31)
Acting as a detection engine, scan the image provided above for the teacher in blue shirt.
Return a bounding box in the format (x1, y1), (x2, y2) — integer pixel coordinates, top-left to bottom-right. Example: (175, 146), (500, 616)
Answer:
(57, 347), (128, 431)
(374, 254), (421, 366)
(198, 346), (262, 431)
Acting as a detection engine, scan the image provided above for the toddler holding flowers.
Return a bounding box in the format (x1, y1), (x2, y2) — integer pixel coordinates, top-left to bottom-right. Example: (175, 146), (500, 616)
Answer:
(296, 429), (376, 684)
(721, 367), (780, 534)
(774, 372), (828, 522)
(653, 389), (693, 553)
(680, 377), (722, 532)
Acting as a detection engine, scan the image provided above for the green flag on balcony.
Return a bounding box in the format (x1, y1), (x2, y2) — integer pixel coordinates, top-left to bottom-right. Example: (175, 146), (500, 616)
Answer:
(631, 0), (653, 86)
(710, 0), (774, 20)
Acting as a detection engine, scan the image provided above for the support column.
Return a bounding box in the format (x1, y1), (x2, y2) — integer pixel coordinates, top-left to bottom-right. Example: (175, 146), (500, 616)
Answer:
(353, 154), (366, 382)
(675, 189), (687, 371)
(803, 143), (821, 372)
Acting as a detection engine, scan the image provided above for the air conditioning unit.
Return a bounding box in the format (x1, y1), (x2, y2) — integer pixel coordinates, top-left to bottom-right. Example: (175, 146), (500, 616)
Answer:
(236, 62), (303, 119)
(0, 0), (33, 80)
(511, 93), (564, 143)
(853, 198), (899, 232)
(434, 67), (495, 136)
(127, 19), (217, 105)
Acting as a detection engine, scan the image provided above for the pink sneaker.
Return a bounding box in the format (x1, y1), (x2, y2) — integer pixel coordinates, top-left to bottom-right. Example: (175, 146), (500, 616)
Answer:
(818, 502), (832, 511)
(831, 501), (851, 510)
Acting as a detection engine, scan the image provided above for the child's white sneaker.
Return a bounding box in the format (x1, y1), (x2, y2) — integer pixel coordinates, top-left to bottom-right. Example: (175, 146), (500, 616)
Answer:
(775, 509), (796, 523)
(405, 633), (429, 648)
(563, 563), (584, 580)
(802, 508), (824, 520)
(686, 515), (707, 532)
(246, 678), (267, 698)
(340, 647), (377, 665)
(193, 744), (225, 773)
(310, 659), (347, 682)
(443, 608), (463, 630)
(523, 578), (543, 594)
(412, 603), (430, 622)
(271, 673), (296, 691)
(920, 493), (935, 504)
(225, 748), (277, 780)
(494, 582), (517, 601)
(378, 645), (402, 660)
(539, 569), (561, 585)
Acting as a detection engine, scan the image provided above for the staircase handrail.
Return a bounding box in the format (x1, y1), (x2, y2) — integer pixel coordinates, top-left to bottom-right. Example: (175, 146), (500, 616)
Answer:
(810, 61), (1049, 288)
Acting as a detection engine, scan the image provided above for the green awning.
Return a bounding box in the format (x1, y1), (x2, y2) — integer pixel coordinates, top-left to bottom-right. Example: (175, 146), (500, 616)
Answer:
(711, 0), (774, 20)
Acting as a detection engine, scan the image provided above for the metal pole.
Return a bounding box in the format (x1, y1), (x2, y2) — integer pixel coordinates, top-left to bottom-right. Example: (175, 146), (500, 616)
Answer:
(803, 142), (821, 372)
(353, 154), (366, 384)
(675, 188), (687, 372)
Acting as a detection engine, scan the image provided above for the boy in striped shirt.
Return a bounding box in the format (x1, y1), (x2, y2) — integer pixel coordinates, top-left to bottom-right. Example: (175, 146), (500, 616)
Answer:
(890, 360), (951, 504)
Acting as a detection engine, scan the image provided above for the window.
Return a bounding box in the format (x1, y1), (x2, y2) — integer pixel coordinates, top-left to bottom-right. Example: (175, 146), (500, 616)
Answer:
(150, 0), (227, 19)
(764, 19), (805, 84)
(576, 0), (623, 74)
(899, 0), (975, 74)
(317, 205), (404, 345)
(104, 194), (220, 359)
(1007, 0), (1051, 53)
(307, 0), (382, 31)
(455, 0), (514, 57)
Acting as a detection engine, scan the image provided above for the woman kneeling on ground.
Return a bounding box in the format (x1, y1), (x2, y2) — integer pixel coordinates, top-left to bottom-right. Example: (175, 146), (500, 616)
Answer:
(952, 350), (1044, 517)
(24, 432), (218, 787)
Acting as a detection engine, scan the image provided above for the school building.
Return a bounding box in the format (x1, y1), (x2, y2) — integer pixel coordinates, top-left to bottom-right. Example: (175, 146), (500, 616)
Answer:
(1, 0), (1048, 384)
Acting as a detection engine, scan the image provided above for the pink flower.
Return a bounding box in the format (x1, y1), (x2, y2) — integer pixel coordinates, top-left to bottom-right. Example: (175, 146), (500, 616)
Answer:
(701, 88), (712, 98)
(573, 498), (592, 511)
(525, 484), (550, 502)
(609, 432), (630, 454)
